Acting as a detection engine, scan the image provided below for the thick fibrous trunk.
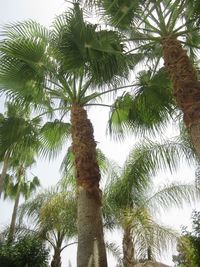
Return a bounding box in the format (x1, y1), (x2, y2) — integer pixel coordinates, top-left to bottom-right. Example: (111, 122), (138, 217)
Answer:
(8, 191), (20, 243)
(123, 226), (135, 267)
(71, 104), (107, 267)
(162, 36), (200, 158)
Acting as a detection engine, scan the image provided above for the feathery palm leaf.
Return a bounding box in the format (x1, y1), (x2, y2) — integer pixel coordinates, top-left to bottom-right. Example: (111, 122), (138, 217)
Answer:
(18, 187), (77, 244)
(103, 135), (199, 261)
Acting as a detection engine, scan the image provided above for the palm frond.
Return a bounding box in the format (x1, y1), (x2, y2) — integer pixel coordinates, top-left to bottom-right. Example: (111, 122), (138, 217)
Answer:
(145, 183), (200, 213)
(0, 110), (41, 162)
(97, 0), (142, 29)
(1, 20), (48, 40)
(39, 120), (71, 159)
(130, 213), (178, 260)
(105, 135), (196, 214)
(105, 241), (123, 264)
(50, 3), (131, 86)
(0, 21), (50, 105)
(18, 187), (77, 242)
(108, 68), (176, 139)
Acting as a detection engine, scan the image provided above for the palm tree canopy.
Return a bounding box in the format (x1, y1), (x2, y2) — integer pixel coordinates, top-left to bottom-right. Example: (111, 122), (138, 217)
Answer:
(103, 136), (199, 260)
(0, 102), (41, 160)
(3, 154), (40, 201)
(99, 0), (200, 139)
(104, 136), (197, 214)
(0, 3), (132, 110)
(18, 187), (77, 243)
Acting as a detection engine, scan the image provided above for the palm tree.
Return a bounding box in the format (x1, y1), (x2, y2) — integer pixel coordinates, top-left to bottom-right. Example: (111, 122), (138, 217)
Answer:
(18, 188), (77, 267)
(0, 102), (41, 196)
(87, 0), (200, 158)
(103, 137), (199, 266)
(0, 4), (131, 265)
(3, 157), (40, 243)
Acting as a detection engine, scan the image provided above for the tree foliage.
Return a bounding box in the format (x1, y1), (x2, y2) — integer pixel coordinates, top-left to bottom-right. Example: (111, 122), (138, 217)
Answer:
(173, 210), (200, 267)
(103, 136), (199, 261)
(0, 234), (49, 267)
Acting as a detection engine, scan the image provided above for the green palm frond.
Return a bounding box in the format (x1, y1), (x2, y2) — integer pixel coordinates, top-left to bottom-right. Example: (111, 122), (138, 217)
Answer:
(108, 68), (176, 139)
(145, 183), (199, 213)
(130, 136), (195, 174)
(98, 0), (142, 29)
(3, 174), (15, 199)
(103, 135), (197, 232)
(3, 165), (40, 201)
(18, 189), (56, 223)
(0, 108), (41, 161)
(86, 30), (130, 85)
(39, 120), (71, 159)
(105, 241), (123, 264)
(50, 3), (131, 86)
(50, 4), (90, 71)
(0, 21), (50, 105)
(1, 20), (48, 40)
(187, 0), (200, 26)
(130, 213), (178, 260)
(58, 147), (76, 190)
(18, 187), (77, 241)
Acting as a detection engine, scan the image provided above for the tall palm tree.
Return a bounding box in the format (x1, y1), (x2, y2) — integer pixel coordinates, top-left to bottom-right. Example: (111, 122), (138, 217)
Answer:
(87, 0), (200, 158)
(3, 157), (40, 243)
(0, 4), (131, 265)
(103, 137), (199, 266)
(18, 188), (77, 267)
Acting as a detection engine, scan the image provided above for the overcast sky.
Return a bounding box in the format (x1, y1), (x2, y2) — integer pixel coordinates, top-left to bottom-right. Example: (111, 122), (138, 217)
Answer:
(0, 1), (198, 266)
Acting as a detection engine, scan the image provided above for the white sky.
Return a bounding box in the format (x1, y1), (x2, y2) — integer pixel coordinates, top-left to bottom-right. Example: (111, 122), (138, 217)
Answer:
(0, 1), (198, 266)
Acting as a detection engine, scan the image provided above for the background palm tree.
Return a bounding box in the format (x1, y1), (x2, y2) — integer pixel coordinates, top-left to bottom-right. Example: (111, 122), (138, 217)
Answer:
(103, 136), (199, 266)
(0, 3), (132, 266)
(0, 102), (41, 196)
(3, 155), (40, 243)
(18, 187), (77, 267)
(86, 0), (200, 158)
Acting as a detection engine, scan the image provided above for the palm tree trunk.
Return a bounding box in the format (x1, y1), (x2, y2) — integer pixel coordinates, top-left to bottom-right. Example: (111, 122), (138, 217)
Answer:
(122, 226), (135, 267)
(8, 190), (20, 243)
(147, 246), (152, 260)
(71, 104), (107, 267)
(0, 154), (9, 197)
(51, 233), (63, 267)
(51, 248), (62, 267)
(161, 36), (200, 158)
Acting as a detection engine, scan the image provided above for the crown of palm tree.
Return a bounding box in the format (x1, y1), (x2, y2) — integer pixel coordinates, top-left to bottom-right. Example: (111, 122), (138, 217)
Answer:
(103, 136), (199, 260)
(0, 3), (132, 108)
(18, 187), (77, 266)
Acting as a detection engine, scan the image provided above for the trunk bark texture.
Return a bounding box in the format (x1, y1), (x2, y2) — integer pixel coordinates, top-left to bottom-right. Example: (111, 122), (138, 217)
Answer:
(8, 191), (20, 243)
(71, 104), (107, 267)
(51, 248), (62, 267)
(162, 36), (200, 159)
(123, 226), (135, 267)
